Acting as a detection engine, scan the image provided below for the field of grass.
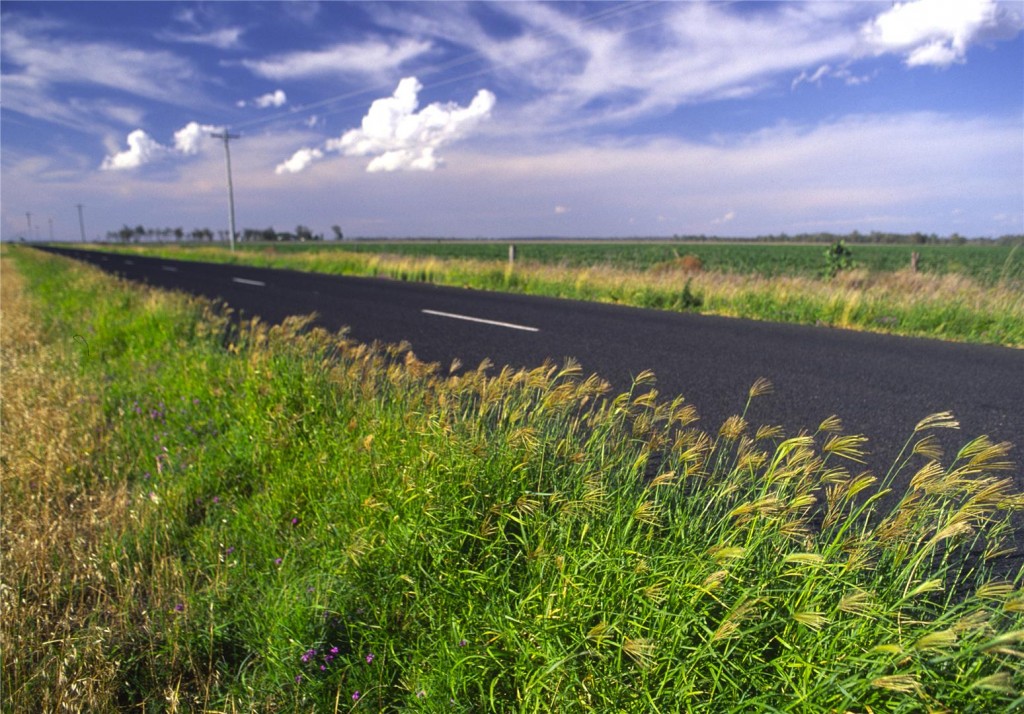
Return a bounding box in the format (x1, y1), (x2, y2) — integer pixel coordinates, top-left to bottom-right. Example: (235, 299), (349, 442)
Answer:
(93, 241), (1024, 347)
(3, 245), (1022, 711)
(238, 241), (1024, 285)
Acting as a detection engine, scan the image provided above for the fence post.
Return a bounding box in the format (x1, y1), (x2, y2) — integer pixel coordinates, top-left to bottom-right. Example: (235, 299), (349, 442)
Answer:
(509, 243), (516, 267)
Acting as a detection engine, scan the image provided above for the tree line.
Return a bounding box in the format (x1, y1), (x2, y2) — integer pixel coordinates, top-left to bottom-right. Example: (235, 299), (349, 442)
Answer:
(105, 224), (346, 243)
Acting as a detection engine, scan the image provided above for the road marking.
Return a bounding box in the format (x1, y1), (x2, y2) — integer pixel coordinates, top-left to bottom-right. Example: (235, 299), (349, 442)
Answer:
(232, 277), (266, 287)
(162, 265), (178, 272)
(124, 260), (134, 265)
(421, 309), (539, 333)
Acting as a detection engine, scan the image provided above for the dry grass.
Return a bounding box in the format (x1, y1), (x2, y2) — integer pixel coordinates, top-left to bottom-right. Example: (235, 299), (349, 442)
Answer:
(1, 254), (126, 711)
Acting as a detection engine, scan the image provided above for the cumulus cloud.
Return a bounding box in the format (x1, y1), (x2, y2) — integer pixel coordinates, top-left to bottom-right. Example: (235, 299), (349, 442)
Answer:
(254, 89), (287, 108)
(324, 77), (496, 172)
(101, 121), (222, 170)
(100, 129), (167, 170)
(173, 121), (220, 155)
(275, 147), (324, 175)
(863, 0), (1023, 67)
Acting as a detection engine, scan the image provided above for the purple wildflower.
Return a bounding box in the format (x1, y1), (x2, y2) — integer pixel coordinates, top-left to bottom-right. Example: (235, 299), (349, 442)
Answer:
(291, 517), (299, 526)
(458, 639), (468, 647)
(365, 652), (375, 664)
(295, 674), (302, 684)
(174, 603), (184, 612)
(330, 646), (339, 655)
(274, 557), (283, 565)
(225, 546), (235, 555)
(352, 691), (361, 702)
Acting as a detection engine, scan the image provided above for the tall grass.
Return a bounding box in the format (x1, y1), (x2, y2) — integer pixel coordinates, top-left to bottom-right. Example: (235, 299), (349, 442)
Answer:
(3, 246), (1022, 711)
(92, 244), (1024, 347)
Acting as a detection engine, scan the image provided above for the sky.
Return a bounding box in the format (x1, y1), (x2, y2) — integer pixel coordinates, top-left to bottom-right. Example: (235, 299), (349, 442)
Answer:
(2, 0), (1022, 241)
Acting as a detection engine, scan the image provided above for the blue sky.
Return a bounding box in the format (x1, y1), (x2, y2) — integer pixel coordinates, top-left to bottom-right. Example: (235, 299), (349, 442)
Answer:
(2, 0), (1022, 240)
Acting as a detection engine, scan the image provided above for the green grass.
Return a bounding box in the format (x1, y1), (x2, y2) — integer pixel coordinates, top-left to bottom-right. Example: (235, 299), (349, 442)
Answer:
(174, 240), (1024, 284)
(4, 246), (1023, 711)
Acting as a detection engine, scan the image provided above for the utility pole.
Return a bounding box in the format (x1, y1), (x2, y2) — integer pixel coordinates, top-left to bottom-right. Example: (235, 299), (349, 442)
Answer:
(26, 212), (32, 240)
(76, 204), (87, 242)
(210, 131), (240, 251)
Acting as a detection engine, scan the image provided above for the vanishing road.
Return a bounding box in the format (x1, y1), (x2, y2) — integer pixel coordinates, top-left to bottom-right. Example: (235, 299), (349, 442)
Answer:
(42, 246), (1023, 481)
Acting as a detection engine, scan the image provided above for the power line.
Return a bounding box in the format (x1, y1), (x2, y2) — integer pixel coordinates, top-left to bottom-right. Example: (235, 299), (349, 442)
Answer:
(210, 131), (240, 251)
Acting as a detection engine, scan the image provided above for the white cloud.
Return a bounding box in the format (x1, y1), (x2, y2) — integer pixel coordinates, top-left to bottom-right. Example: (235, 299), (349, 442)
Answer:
(554, 205), (570, 215)
(158, 27), (244, 50)
(311, 77), (495, 173)
(254, 89), (287, 108)
(275, 147), (324, 175)
(100, 129), (167, 170)
(173, 122), (221, 155)
(0, 20), (199, 109)
(863, 0), (1023, 67)
(712, 211), (736, 225)
(241, 38), (432, 80)
(101, 121), (222, 170)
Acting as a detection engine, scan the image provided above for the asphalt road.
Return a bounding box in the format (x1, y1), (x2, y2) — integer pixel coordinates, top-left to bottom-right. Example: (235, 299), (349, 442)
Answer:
(41, 246), (1023, 484)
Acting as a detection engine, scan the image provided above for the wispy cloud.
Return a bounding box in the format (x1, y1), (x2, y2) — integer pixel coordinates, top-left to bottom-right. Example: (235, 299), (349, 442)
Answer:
(241, 38), (432, 80)
(158, 26), (245, 50)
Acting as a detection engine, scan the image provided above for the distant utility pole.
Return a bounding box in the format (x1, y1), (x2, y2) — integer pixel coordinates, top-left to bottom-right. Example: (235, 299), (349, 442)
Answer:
(210, 131), (240, 251)
(26, 212), (32, 239)
(76, 204), (87, 242)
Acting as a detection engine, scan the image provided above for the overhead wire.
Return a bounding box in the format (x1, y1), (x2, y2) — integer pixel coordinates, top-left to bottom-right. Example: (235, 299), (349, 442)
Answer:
(225, 1), (655, 134)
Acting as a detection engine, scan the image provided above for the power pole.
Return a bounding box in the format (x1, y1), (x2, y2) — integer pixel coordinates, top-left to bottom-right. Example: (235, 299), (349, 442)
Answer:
(210, 131), (240, 251)
(26, 212), (32, 240)
(76, 204), (87, 242)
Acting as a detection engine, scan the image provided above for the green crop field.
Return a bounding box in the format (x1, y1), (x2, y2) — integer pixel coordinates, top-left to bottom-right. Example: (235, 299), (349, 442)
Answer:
(227, 240), (1023, 285)
(3, 245), (1022, 712)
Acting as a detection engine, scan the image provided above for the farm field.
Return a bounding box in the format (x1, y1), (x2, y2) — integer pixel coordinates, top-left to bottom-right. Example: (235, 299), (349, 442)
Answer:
(3, 245), (1022, 712)
(88, 240), (1024, 347)
(242, 240), (1024, 285)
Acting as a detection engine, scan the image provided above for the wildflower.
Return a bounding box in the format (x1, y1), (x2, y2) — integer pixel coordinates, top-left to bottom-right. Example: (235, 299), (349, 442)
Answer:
(295, 674), (302, 684)
(174, 603), (184, 612)
(212, 496), (220, 504)
(320, 664), (326, 671)
(417, 691), (426, 698)
(352, 691), (361, 701)
(365, 652), (375, 664)
(458, 639), (468, 647)
(274, 557), (283, 565)
(330, 647), (339, 655)
(301, 648), (316, 663)
(291, 517), (300, 526)
(225, 546), (234, 554)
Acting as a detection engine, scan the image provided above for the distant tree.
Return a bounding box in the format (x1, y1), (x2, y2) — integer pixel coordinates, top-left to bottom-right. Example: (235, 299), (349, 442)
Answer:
(295, 225), (314, 241)
(331, 225), (344, 241)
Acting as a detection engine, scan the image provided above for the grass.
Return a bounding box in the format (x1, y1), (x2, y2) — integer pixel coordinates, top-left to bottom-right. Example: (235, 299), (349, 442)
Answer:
(86, 242), (1024, 347)
(3, 245), (1023, 711)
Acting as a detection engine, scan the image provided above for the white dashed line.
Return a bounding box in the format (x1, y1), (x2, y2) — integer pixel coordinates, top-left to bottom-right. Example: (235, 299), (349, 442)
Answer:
(162, 265), (178, 272)
(124, 260), (134, 265)
(232, 277), (266, 287)
(421, 309), (539, 333)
